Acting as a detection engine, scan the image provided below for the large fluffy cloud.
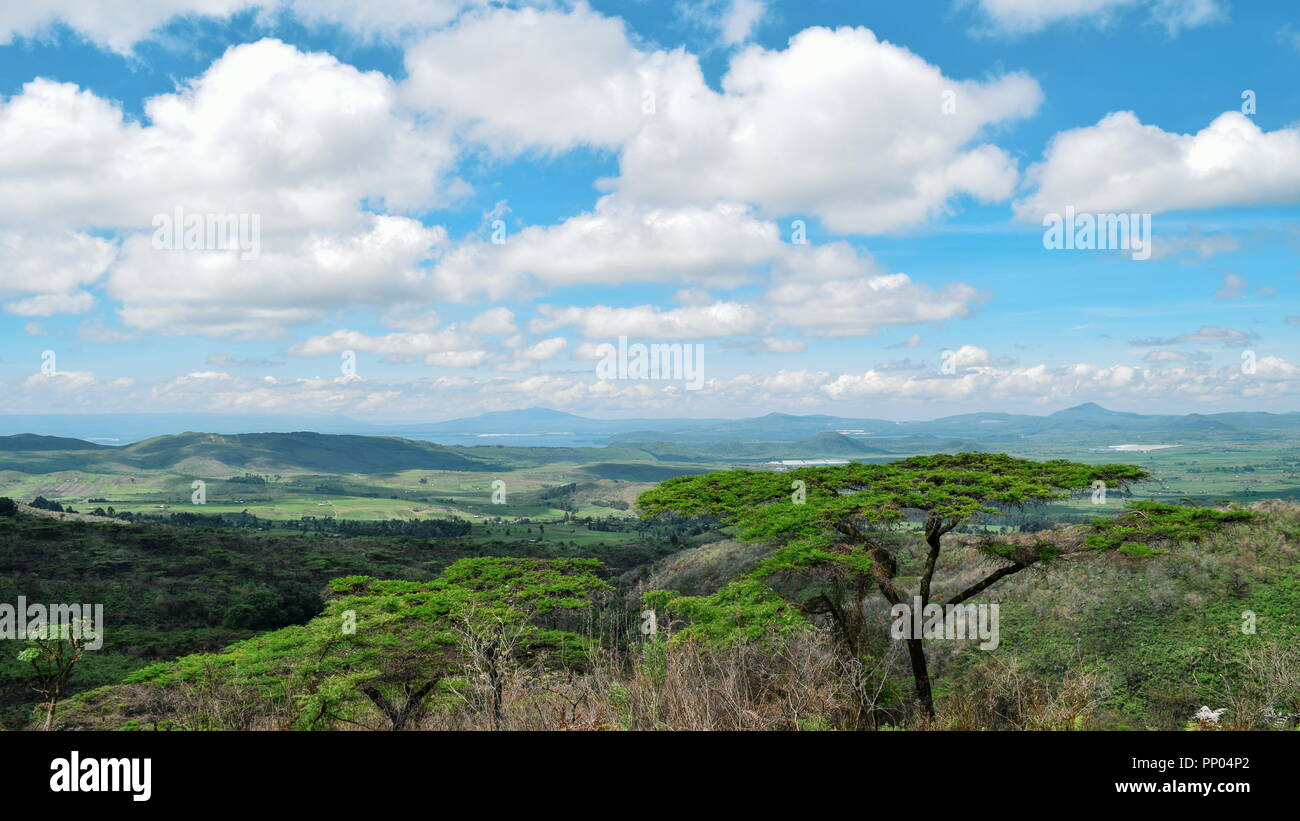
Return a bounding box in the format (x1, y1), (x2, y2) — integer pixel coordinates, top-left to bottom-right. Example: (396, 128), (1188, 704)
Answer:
(0, 230), (116, 315)
(402, 5), (691, 154)
(108, 216), (446, 337)
(764, 274), (981, 337)
(0, 0), (482, 53)
(615, 24), (1042, 233)
(0, 8), (1028, 338)
(0, 39), (454, 232)
(403, 7), (1042, 233)
(427, 196), (782, 301)
(0, 39), (458, 331)
(425, 195), (983, 336)
(1016, 111), (1300, 219)
(0, 0), (261, 53)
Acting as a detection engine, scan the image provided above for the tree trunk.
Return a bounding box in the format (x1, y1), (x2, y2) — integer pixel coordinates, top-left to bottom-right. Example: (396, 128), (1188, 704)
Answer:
(364, 681), (435, 731)
(904, 637), (935, 719)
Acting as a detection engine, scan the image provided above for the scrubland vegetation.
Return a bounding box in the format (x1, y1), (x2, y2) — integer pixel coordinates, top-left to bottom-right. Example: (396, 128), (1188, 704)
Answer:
(3, 451), (1294, 732)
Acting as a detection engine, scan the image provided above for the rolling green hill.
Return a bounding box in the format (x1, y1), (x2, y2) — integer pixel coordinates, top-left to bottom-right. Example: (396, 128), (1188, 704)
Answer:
(0, 431), (505, 475)
(123, 432), (499, 473)
(789, 431), (892, 456)
(0, 434), (110, 452)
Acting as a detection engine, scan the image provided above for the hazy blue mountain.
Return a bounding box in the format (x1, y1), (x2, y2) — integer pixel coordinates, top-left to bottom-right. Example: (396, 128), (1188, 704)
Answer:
(787, 431), (893, 456)
(0, 433), (109, 451)
(399, 407), (726, 436)
(1049, 402), (1144, 419)
(0, 405), (1297, 466)
(0, 413), (369, 443)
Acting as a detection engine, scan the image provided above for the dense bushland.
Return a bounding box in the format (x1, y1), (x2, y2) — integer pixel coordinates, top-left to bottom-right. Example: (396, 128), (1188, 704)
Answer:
(39, 501), (1300, 732)
(6, 451), (1298, 732)
(0, 508), (696, 727)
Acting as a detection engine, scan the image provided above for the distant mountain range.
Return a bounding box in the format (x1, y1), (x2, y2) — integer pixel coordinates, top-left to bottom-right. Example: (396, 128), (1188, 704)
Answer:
(0, 401), (1295, 476)
(422, 402), (1299, 441)
(0, 403), (1296, 451)
(0, 427), (915, 475)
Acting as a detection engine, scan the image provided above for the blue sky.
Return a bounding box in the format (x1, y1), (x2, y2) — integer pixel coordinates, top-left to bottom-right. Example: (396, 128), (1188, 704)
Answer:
(0, 0), (1297, 422)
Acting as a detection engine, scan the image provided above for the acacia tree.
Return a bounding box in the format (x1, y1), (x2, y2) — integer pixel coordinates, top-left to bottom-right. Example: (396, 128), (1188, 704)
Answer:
(125, 557), (610, 730)
(18, 620), (91, 730)
(294, 557), (610, 729)
(637, 453), (1249, 718)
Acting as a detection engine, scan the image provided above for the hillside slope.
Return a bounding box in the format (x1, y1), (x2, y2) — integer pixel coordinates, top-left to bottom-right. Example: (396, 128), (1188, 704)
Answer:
(123, 432), (499, 473)
(0, 434), (110, 452)
(39, 501), (1300, 731)
(0, 431), (507, 474)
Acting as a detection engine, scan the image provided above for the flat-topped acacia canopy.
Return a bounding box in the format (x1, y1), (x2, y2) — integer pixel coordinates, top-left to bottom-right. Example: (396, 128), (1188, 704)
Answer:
(636, 453), (1249, 718)
(638, 452), (1150, 563)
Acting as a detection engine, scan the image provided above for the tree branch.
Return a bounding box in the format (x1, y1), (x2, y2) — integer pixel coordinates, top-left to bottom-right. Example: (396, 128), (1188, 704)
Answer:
(944, 561), (1029, 606)
(868, 546), (903, 606)
(919, 516), (944, 606)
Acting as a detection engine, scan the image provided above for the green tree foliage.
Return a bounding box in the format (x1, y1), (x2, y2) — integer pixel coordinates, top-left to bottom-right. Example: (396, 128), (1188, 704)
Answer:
(637, 453), (1247, 717)
(18, 621), (91, 730)
(29, 496), (64, 513)
(1085, 500), (1255, 556)
(0, 497), (16, 517)
(128, 557), (611, 730)
(644, 577), (810, 648)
